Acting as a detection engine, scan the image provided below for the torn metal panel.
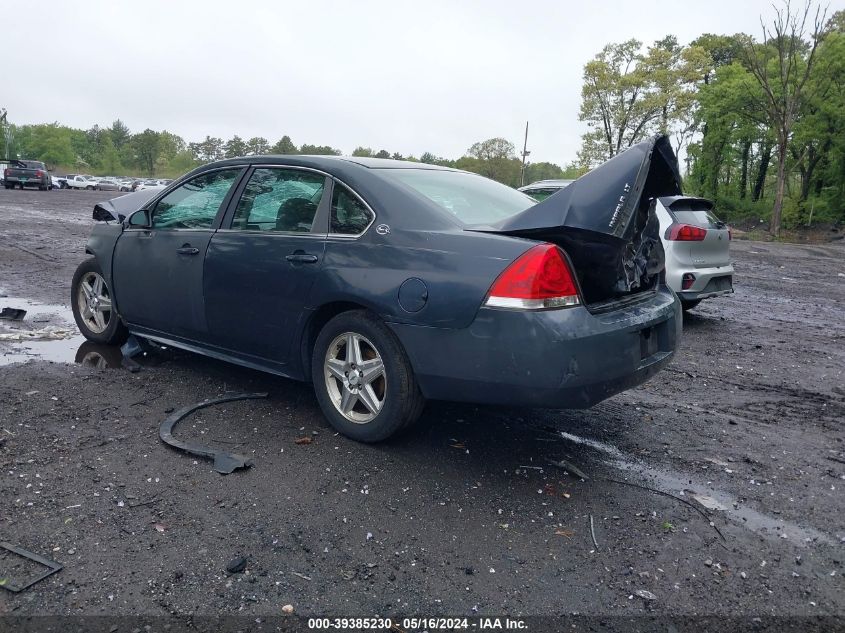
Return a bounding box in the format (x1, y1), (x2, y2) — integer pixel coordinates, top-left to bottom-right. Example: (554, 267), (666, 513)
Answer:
(159, 393), (268, 474)
(0, 542), (63, 593)
(92, 188), (162, 222)
(471, 135), (682, 304)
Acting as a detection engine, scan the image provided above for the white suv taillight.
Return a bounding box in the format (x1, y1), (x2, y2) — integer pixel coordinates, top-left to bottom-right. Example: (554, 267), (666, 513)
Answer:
(484, 243), (581, 309)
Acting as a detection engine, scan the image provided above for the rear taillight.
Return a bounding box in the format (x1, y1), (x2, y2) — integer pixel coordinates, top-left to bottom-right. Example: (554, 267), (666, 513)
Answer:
(681, 273), (696, 290)
(666, 224), (707, 241)
(485, 243), (580, 309)
(3, 168), (8, 177)
(35, 170), (44, 178)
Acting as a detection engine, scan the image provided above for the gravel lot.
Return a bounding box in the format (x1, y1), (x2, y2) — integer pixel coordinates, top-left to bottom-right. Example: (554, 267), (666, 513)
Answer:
(0, 188), (843, 623)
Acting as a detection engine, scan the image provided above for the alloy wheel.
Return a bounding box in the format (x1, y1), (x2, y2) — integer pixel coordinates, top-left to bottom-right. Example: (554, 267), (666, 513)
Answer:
(324, 332), (387, 424)
(76, 271), (113, 334)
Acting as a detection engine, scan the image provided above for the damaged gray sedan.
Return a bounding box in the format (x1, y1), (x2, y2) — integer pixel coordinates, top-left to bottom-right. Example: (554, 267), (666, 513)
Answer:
(72, 135), (681, 442)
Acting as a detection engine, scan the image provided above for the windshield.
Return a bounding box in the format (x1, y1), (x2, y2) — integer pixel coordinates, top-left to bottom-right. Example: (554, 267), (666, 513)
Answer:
(377, 168), (536, 225)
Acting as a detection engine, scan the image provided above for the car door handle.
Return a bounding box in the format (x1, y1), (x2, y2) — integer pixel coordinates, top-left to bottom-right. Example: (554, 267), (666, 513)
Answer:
(176, 246), (200, 255)
(286, 253), (319, 264)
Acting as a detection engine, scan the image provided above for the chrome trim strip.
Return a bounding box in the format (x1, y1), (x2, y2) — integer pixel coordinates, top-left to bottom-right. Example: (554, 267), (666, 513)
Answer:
(484, 295), (581, 310)
(214, 229), (326, 238)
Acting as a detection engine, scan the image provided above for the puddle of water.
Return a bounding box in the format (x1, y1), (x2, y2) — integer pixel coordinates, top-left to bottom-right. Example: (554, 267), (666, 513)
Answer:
(0, 297), (122, 369)
(557, 431), (838, 547)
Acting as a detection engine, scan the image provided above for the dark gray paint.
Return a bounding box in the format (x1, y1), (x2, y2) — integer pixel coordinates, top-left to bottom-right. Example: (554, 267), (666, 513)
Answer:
(81, 153), (680, 409)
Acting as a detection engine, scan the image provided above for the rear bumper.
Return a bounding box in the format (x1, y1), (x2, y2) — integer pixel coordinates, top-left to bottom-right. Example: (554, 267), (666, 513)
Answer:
(5, 177), (46, 186)
(667, 264), (734, 301)
(389, 286), (681, 409)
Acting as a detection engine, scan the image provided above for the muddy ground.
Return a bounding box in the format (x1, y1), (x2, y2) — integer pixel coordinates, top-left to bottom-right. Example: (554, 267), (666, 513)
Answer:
(0, 188), (843, 623)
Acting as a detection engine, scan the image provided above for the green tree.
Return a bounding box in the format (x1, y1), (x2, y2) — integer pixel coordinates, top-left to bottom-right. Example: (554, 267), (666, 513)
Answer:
(524, 161), (566, 183)
(245, 137), (270, 155)
(467, 138), (515, 161)
(742, 0), (828, 235)
(270, 135), (298, 154)
(132, 129), (161, 175)
(97, 134), (124, 173)
(462, 138), (520, 185)
(578, 39), (662, 164)
(374, 149), (391, 159)
(18, 123), (75, 166)
(188, 136), (224, 161)
(352, 146), (374, 157)
(223, 135), (247, 158)
(109, 119), (131, 150)
(299, 144), (341, 155)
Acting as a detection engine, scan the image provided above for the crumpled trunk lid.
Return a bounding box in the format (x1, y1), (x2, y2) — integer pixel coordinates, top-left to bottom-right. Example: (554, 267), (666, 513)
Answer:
(470, 135), (682, 305)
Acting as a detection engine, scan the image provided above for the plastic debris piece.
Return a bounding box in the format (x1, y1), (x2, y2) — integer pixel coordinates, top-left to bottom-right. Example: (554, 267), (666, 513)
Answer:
(547, 458), (590, 480)
(0, 307), (26, 321)
(226, 556), (247, 574)
(0, 542), (63, 593)
(159, 392), (268, 474)
(635, 589), (657, 601)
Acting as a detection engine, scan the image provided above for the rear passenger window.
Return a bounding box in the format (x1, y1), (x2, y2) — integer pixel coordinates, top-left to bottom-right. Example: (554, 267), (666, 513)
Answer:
(330, 183), (373, 235)
(232, 168), (325, 232)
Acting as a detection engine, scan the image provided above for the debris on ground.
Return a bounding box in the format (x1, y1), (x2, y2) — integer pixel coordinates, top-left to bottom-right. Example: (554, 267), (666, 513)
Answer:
(589, 514), (599, 549)
(225, 556), (247, 574)
(0, 542), (63, 592)
(282, 604), (294, 614)
(158, 392), (268, 474)
(0, 307), (27, 321)
(547, 458), (590, 480)
(294, 436), (313, 445)
(0, 326), (73, 341)
(635, 589), (657, 601)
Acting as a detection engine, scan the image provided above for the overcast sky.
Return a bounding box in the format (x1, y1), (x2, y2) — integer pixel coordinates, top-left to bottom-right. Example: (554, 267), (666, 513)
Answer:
(6, 0), (830, 166)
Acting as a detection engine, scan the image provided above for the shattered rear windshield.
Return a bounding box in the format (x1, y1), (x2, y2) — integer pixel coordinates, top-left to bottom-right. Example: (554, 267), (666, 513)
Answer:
(376, 168), (536, 225)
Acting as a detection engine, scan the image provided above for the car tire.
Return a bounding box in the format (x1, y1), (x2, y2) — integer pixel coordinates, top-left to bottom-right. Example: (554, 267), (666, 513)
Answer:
(71, 258), (128, 345)
(680, 298), (702, 311)
(39, 185), (47, 191)
(86, 185), (93, 190)
(311, 310), (425, 442)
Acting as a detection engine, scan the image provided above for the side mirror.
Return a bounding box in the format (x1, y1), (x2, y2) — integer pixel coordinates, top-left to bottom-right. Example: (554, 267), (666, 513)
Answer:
(125, 209), (151, 228)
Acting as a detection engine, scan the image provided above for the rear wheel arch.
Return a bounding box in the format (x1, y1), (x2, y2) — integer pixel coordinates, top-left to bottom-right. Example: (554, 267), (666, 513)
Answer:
(300, 301), (371, 381)
(309, 308), (424, 442)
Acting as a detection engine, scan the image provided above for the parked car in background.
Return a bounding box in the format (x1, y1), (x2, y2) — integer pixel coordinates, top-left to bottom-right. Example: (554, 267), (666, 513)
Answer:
(52, 175), (67, 189)
(3, 160), (52, 190)
(72, 135), (682, 442)
(656, 197), (733, 310)
(515, 174), (733, 311)
(136, 180), (165, 191)
(94, 178), (122, 192)
(518, 178), (574, 201)
(66, 175), (98, 190)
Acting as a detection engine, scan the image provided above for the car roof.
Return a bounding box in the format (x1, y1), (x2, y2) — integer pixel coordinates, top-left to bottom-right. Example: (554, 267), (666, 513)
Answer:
(199, 155), (460, 172)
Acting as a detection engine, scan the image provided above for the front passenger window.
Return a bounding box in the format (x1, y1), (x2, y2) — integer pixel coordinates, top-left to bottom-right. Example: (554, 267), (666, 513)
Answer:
(152, 169), (242, 229)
